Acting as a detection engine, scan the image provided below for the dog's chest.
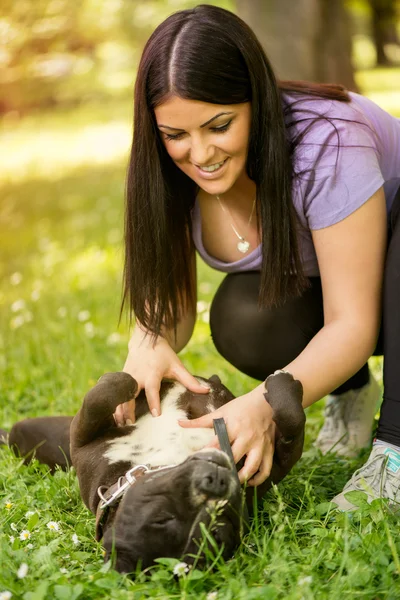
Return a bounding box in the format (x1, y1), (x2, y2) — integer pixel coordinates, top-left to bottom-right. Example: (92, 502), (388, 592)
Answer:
(104, 383), (216, 467)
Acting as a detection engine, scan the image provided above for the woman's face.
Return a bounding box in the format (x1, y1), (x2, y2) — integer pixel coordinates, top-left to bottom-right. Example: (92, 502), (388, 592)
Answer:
(154, 96), (251, 196)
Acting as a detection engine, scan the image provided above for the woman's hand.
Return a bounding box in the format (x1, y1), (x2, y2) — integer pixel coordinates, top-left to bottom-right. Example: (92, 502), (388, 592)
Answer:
(179, 385), (276, 486)
(114, 329), (210, 426)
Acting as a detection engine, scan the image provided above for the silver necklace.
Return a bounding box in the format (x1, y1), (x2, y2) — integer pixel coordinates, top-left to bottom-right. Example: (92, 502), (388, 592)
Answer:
(216, 195), (256, 254)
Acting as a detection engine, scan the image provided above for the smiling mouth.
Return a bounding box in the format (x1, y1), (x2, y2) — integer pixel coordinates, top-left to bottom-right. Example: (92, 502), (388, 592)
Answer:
(196, 158), (228, 173)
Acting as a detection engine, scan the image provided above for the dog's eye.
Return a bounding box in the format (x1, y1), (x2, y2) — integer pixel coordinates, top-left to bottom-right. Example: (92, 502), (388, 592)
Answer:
(152, 514), (175, 526)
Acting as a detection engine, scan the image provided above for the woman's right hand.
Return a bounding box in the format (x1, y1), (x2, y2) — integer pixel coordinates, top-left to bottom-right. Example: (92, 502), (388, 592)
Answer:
(114, 328), (210, 426)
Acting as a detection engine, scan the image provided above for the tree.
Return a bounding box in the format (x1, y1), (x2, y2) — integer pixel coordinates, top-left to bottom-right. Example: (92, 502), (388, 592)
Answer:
(370, 0), (400, 65)
(236, 0), (358, 90)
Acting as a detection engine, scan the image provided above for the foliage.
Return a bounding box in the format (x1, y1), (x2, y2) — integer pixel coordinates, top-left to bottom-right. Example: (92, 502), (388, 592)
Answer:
(0, 68), (399, 598)
(0, 0), (235, 115)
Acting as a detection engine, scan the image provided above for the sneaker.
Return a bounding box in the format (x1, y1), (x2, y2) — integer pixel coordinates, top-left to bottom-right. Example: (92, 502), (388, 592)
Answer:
(314, 373), (381, 457)
(332, 444), (400, 511)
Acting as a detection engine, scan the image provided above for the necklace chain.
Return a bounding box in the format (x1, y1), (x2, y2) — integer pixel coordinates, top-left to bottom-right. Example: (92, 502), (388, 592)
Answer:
(216, 194), (256, 254)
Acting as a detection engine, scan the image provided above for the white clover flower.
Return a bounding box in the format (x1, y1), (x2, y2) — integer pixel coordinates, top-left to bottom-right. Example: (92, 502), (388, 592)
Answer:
(196, 300), (210, 313)
(30, 290), (40, 302)
(84, 322), (95, 337)
(207, 593), (218, 600)
(26, 543), (33, 550)
(10, 315), (25, 329)
(47, 521), (60, 532)
(10, 272), (22, 285)
(298, 576), (313, 585)
(59, 568), (68, 574)
(106, 332), (121, 346)
(25, 511), (35, 518)
(19, 530), (31, 541)
(0, 591), (12, 600)
(5, 501), (13, 510)
(9, 536), (15, 544)
(77, 310), (90, 322)
(71, 533), (79, 546)
(57, 306), (67, 318)
(17, 563), (28, 579)
(10, 523), (17, 531)
(173, 562), (190, 577)
(199, 282), (211, 294)
(11, 299), (26, 312)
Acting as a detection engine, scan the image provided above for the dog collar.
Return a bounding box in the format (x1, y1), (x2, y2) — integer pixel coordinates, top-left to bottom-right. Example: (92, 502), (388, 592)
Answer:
(95, 419), (248, 540)
(95, 463), (175, 539)
(213, 418), (249, 529)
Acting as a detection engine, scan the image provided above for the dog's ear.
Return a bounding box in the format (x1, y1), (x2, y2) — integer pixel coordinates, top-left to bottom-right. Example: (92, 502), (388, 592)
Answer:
(208, 375), (221, 384)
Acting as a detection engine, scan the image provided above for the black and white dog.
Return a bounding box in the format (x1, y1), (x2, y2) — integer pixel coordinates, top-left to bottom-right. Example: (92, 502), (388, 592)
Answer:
(1, 371), (305, 573)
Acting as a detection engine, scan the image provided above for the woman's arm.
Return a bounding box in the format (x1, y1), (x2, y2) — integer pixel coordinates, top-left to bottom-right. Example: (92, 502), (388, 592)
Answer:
(180, 187), (387, 485)
(283, 186), (387, 408)
(117, 249), (209, 424)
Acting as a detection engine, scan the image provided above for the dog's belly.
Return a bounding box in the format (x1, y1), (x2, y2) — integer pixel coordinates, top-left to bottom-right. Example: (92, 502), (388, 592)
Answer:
(104, 383), (216, 467)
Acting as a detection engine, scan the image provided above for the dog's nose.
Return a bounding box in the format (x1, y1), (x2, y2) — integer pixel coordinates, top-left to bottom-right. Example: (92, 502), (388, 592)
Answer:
(198, 466), (229, 497)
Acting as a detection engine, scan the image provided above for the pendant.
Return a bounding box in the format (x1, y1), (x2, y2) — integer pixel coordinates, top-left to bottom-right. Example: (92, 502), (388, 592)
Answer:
(237, 239), (250, 253)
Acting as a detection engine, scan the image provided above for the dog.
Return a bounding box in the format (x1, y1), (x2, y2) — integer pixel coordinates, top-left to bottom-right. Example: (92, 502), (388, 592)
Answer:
(1, 371), (305, 573)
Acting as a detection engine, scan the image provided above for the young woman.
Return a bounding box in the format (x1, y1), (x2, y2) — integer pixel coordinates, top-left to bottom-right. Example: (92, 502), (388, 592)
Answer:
(117, 5), (400, 509)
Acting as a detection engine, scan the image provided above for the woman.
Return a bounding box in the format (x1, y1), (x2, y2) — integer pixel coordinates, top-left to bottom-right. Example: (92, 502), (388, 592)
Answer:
(117, 5), (400, 510)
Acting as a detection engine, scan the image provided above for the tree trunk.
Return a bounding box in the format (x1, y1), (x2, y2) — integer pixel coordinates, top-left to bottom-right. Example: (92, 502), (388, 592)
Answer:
(236, 0), (358, 91)
(370, 0), (400, 66)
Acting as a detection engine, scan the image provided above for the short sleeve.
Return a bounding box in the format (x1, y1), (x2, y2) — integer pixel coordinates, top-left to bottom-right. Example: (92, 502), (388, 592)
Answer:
(294, 111), (384, 230)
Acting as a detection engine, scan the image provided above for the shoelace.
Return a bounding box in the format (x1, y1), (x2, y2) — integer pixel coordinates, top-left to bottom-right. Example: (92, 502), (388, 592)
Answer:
(345, 453), (399, 501)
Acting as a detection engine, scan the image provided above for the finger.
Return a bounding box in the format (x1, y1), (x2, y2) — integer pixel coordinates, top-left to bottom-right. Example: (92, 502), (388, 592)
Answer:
(122, 398), (136, 425)
(230, 439), (248, 468)
(144, 380), (162, 417)
(178, 413), (216, 429)
(248, 450), (274, 487)
(238, 447), (263, 484)
(171, 364), (210, 394)
(113, 404), (125, 427)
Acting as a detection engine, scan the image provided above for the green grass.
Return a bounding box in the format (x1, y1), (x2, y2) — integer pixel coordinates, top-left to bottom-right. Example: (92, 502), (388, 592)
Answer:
(0, 68), (399, 599)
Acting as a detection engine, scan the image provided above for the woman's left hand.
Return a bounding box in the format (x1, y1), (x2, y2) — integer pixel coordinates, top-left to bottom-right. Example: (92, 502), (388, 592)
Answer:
(178, 387), (275, 486)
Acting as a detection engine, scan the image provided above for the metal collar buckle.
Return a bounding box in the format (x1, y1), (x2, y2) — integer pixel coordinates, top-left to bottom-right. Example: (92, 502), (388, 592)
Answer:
(97, 464), (150, 510)
(97, 463), (177, 511)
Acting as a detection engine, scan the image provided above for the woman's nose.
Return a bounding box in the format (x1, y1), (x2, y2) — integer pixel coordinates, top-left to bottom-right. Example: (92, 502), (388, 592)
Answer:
(189, 139), (214, 166)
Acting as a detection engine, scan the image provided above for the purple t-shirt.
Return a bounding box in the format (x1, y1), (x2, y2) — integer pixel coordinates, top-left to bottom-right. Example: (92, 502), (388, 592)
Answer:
(192, 92), (400, 276)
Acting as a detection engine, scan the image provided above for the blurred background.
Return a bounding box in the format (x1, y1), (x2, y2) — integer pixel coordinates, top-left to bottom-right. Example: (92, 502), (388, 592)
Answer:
(0, 0), (399, 421)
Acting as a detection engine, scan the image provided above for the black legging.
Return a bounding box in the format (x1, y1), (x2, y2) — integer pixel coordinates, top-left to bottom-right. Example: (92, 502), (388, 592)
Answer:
(210, 188), (400, 446)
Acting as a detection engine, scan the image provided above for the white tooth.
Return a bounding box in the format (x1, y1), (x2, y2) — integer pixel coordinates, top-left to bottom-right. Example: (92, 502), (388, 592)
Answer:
(201, 161), (224, 172)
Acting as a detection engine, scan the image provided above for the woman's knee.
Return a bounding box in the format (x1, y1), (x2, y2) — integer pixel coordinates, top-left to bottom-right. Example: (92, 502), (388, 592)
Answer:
(210, 272), (324, 380)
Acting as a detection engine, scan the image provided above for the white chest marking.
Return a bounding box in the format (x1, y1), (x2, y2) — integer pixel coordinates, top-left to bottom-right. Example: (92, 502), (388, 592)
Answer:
(104, 383), (216, 467)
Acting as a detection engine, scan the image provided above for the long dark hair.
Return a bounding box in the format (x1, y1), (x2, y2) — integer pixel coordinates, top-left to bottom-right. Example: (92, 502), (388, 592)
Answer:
(122, 4), (350, 337)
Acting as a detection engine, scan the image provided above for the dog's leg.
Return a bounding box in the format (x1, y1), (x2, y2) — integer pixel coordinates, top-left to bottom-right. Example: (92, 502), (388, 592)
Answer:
(70, 372), (138, 448)
(246, 372), (305, 507)
(264, 371), (305, 466)
(6, 417), (73, 472)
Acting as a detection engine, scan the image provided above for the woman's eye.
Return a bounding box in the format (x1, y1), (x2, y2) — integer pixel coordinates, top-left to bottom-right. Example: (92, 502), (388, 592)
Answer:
(163, 120), (232, 142)
(164, 132), (185, 141)
(211, 120), (232, 133)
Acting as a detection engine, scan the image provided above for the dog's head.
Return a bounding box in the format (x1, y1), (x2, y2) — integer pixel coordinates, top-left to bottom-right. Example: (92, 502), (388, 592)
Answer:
(101, 448), (242, 573)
